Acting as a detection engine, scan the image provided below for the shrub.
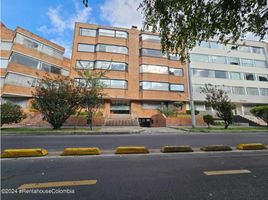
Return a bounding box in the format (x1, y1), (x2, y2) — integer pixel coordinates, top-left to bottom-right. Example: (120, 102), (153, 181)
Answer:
(0, 103), (26, 126)
(186, 110), (200, 115)
(203, 115), (214, 128)
(158, 104), (174, 117)
(250, 105), (268, 127)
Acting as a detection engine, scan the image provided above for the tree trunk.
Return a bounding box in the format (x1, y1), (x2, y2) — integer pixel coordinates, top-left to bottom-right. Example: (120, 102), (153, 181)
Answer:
(224, 122), (229, 129)
(88, 111), (93, 130)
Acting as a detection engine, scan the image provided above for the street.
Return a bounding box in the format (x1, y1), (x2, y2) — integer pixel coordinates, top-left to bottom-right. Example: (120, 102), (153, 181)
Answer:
(1, 151), (268, 200)
(1, 132), (268, 152)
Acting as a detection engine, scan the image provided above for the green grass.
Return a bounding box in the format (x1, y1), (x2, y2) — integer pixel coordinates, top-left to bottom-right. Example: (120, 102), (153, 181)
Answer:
(0, 127), (101, 135)
(177, 126), (268, 133)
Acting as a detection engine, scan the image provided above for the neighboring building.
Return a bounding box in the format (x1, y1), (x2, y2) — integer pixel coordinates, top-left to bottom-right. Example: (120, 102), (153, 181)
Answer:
(189, 39), (268, 116)
(0, 22), (71, 109)
(71, 22), (189, 125)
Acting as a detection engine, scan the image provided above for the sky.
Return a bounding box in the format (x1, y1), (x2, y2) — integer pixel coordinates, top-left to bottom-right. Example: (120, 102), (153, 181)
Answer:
(1, 0), (267, 58)
(0, 0), (144, 58)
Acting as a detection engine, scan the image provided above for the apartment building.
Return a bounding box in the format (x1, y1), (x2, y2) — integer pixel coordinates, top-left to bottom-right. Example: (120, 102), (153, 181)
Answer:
(189, 39), (268, 116)
(0, 22), (71, 109)
(71, 22), (189, 124)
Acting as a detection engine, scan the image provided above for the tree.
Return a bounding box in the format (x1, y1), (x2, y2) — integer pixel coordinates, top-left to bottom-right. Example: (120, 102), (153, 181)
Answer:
(250, 105), (268, 127)
(203, 114), (214, 128)
(32, 74), (81, 129)
(76, 70), (106, 130)
(139, 0), (268, 61)
(201, 84), (235, 129)
(158, 103), (174, 117)
(0, 102), (26, 126)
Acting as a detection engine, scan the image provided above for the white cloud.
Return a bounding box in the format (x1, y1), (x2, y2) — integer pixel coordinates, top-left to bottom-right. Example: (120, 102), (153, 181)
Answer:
(100, 0), (143, 28)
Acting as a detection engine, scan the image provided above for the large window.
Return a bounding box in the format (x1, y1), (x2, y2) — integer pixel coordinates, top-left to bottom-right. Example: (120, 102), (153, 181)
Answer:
(140, 48), (167, 58)
(252, 47), (264, 54)
(260, 88), (268, 96)
(192, 69), (213, 78)
(210, 55), (226, 64)
(232, 87), (245, 95)
(215, 70), (228, 79)
(241, 59), (254, 67)
(170, 84), (184, 92)
(254, 60), (266, 68)
(227, 57), (240, 65)
(244, 73), (255, 81)
(140, 34), (161, 42)
(10, 53), (39, 69)
(100, 79), (127, 89)
(219, 85), (232, 94)
(96, 44), (128, 54)
(80, 28), (96, 37)
(0, 41), (12, 51)
(198, 41), (210, 48)
(210, 42), (225, 49)
(140, 81), (169, 91)
(230, 72), (242, 80)
(190, 54), (209, 63)
(168, 53), (180, 60)
(140, 64), (168, 74)
(192, 84), (203, 93)
(76, 60), (94, 69)
(99, 29), (128, 38)
(238, 46), (251, 53)
(169, 68), (183, 76)
(257, 74), (268, 82)
(246, 87), (259, 96)
(77, 44), (95, 52)
(0, 58), (8, 68)
(95, 61), (127, 71)
(5, 73), (36, 87)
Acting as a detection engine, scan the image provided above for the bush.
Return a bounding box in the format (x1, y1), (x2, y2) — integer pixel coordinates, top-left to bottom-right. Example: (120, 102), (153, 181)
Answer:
(203, 115), (214, 128)
(158, 104), (174, 117)
(250, 105), (268, 127)
(0, 103), (26, 126)
(186, 110), (200, 115)
(213, 121), (225, 126)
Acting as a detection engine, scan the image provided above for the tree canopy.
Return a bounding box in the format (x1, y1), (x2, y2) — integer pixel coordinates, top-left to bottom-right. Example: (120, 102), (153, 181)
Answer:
(139, 0), (268, 61)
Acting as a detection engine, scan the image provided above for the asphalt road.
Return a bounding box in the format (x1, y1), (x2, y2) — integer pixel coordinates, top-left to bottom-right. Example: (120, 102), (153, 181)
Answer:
(1, 132), (268, 152)
(1, 151), (268, 200)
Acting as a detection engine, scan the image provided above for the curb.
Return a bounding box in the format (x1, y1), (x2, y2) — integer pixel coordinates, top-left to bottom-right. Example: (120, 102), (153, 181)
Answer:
(237, 143), (267, 150)
(161, 145), (193, 153)
(200, 145), (232, 152)
(61, 147), (101, 156)
(115, 146), (149, 154)
(1, 148), (48, 158)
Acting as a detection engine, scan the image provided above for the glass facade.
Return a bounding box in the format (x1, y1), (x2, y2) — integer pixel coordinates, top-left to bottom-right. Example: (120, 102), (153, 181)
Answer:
(0, 59), (9, 68)
(10, 52), (39, 69)
(140, 64), (168, 74)
(5, 73), (36, 87)
(95, 61), (127, 71)
(76, 60), (94, 69)
(77, 44), (95, 52)
(169, 68), (183, 76)
(140, 48), (167, 58)
(0, 41), (12, 51)
(246, 87), (259, 95)
(96, 44), (128, 54)
(140, 34), (161, 42)
(80, 28), (97, 37)
(170, 84), (184, 92)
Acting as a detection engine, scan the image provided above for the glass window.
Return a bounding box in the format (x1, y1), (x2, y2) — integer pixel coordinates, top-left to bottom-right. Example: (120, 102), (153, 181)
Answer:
(260, 88), (268, 96)
(255, 60), (267, 68)
(257, 74), (268, 82)
(142, 102), (161, 109)
(220, 86), (232, 94)
(61, 69), (69, 76)
(244, 73), (255, 81)
(50, 66), (61, 74)
(41, 63), (51, 72)
(239, 46), (251, 53)
(169, 53), (180, 60)
(210, 55), (226, 64)
(192, 84), (203, 93)
(98, 29), (115, 37)
(190, 54), (209, 63)
(10, 53), (39, 69)
(252, 47), (264, 54)
(115, 31), (128, 38)
(140, 81), (169, 91)
(5, 73), (36, 87)
(2, 97), (29, 108)
(23, 38), (39, 50)
(198, 41), (210, 48)
(42, 45), (54, 56)
(140, 48), (167, 58)
(215, 70), (228, 79)
(246, 87), (259, 95)
(80, 28), (96, 37)
(0, 59), (8, 68)
(110, 62), (127, 71)
(192, 69), (214, 78)
(111, 80), (127, 89)
(230, 72), (241, 80)
(241, 59), (254, 67)
(169, 68), (183, 76)
(140, 34), (161, 42)
(96, 44), (128, 54)
(95, 61), (126, 71)
(77, 44), (95, 52)
(227, 57), (240, 65)
(170, 84), (184, 92)
(0, 77), (5, 88)
(140, 64), (168, 74)
(210, 42), (225, 49)
(76, 60), (94, 69)
(0, 41), (12, 51)
(232, 87), (245, 95)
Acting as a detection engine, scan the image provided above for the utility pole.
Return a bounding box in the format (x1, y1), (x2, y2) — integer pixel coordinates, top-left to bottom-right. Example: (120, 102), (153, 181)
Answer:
(186, 51), (196, 128)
